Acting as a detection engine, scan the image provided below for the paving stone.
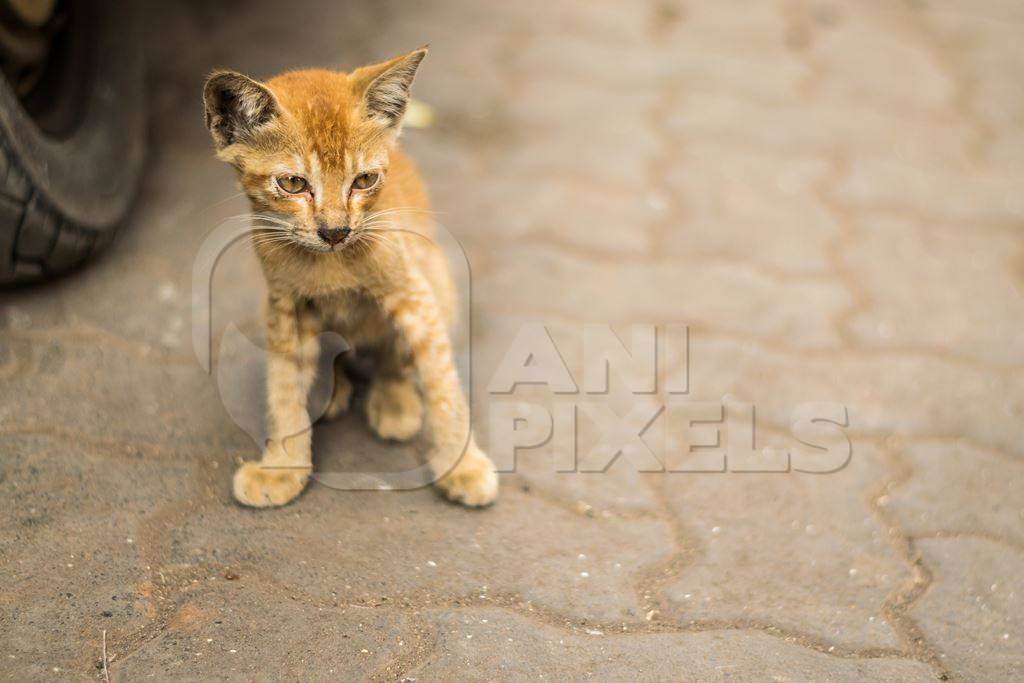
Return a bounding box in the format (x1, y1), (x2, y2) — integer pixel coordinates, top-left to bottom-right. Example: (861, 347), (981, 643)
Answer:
(660, 443), (908, 651)
(912, 538), (1024, 681)
(471, 171), (658, 255)
(663, 144), (838, 275)
(0, 435), (199, 678)
(513, 32), (675, 90)
(811, 4), (955, 113)
(681, 336), (1024, 457)
(0, 336), (254, 457)
(887, 440), (1024, 545)
(111, 582), (415, 681)
(921, 7), (1024, 169)
(473, 245), (851, 348)
(403, 607), (935, 681)
(667, 90), (977, 166)
(836, 157), (1024, 223)
(664, 1), (811, 101)
(843, 215), (1024, 365)
(161, 482), (674, 624)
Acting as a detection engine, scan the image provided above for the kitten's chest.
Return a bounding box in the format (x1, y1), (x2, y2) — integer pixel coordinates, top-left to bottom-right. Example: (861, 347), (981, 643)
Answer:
(313, 289), (395, 349)
(273, 259), (360, 296)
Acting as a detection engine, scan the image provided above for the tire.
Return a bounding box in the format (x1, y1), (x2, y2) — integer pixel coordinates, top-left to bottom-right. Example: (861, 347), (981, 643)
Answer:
(0, 0), (145, 285)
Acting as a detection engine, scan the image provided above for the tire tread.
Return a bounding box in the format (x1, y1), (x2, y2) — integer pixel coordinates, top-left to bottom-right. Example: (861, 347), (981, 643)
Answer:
(0, 138), (110, 284)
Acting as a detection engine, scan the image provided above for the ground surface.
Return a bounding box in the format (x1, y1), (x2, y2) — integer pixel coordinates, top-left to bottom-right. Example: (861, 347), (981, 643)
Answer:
(2, 1), (1023, 680)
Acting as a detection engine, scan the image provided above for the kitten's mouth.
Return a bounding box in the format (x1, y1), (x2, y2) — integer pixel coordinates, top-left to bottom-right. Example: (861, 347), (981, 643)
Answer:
(301, 240), (346, 254)
(281, 230), (351, 254)
(300, 234), (353, 254)
(323, 237), (352, 253)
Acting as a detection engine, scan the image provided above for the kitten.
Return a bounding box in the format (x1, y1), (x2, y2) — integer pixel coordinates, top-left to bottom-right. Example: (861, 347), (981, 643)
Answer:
(203, 48), (498, 507)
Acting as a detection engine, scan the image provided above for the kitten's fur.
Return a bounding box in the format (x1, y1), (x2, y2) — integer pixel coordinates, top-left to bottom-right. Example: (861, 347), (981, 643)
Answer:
(203, 48), (498, 507)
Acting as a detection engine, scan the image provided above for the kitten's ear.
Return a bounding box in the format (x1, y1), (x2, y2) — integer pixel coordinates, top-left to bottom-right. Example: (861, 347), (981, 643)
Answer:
(353, 47), (428, 128)
(203, 71), (280, 150)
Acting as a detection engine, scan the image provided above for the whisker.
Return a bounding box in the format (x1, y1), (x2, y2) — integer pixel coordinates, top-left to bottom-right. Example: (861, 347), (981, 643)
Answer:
(358, 225), (401, 236)
(249, 227), (294, 235)
(198, 192), (246, 212)
(219, 213), (296, 228)
(249, 234), (291, 244)
(220, 212), (293, 222)
(250, 237), (295, 247)
(259, 241), (296, 259)
(363, 206), (438, 216)
(249, 232), (297, 244)
(361, 227), (436, 244)
(251, 233), (296, 243)
(360, 207), (439, 222)
(355, 232), (397, 255)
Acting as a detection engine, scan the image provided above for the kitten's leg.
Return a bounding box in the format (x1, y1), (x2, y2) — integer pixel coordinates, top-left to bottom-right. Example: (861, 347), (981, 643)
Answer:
(366, 344), (423, 442)
(322, 355), (354, 421)
(295, 300), (322, 397)
(233, 293), (316, 507)
(382, 271), (497, 506)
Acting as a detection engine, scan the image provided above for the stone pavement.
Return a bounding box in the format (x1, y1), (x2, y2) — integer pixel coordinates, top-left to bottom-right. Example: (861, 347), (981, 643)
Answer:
(1, 0), (1022, 680)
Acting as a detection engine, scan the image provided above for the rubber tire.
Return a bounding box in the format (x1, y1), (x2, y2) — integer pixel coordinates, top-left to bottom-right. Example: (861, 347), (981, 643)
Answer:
(0, 1), (145, 285)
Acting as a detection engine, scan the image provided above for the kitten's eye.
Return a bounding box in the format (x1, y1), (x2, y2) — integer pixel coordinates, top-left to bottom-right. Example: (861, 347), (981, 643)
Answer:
(352, 172), (380, 191)
(277, 175), (309, 194)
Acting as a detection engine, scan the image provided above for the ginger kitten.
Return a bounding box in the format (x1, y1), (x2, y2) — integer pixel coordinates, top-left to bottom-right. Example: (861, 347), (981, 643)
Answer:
(202, 48), (498, 507)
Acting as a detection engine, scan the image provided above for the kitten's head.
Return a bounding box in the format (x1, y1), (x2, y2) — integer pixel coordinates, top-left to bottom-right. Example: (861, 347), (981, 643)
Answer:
(203, 48), (426, 253)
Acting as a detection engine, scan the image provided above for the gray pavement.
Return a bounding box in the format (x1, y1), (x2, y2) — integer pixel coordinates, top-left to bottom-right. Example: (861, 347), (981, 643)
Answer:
(1, 1), (1022, 680)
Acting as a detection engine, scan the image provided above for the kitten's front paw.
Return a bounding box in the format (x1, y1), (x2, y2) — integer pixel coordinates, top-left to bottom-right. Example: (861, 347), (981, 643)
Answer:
(434, 445), (498, 507)
(233, 462), (310, 507)
(367, 378), (423, 442)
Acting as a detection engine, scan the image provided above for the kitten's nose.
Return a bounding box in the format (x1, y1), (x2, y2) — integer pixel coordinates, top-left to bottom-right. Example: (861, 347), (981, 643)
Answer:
(317, 225), (351, 246)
